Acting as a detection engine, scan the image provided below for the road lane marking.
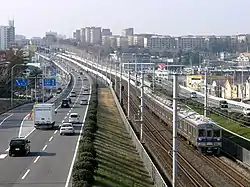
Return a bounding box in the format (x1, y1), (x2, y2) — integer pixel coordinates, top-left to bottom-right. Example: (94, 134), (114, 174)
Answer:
(0, 113), (13, 126)
(24, 128), (36, 139)
(5, 147), (9, 152)
(64, 116), (67, 119)
(42, 145), (47, 151)
(21, 169), (30, 180)
(65, 85), (91, 187)
(18, 113), (30, 138)
(62, 120), (64, 123)
(54, 130), (58, 134)
(49, 136), (53, 142)
(34, 156), (40, 163)
(0, 154), (8, 159)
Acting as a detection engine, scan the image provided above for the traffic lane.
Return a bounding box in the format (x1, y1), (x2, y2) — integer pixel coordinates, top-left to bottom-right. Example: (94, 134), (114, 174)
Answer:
(0, 112), (30, 153)
(0, 96), (75, 186)
(12, 97), (89, 187)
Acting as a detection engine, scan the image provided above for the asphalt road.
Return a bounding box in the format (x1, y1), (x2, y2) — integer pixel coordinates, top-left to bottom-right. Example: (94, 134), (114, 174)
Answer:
(0, 69), (90, 187)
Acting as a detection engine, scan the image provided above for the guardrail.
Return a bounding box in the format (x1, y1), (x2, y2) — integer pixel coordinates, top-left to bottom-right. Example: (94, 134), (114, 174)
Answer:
(58, 54), (168, 187)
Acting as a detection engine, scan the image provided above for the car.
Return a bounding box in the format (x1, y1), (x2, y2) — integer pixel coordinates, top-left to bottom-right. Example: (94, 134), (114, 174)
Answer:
(69, 113), (80, 124)
(80, 99), (88, 105)
(82, 88), (89, 95)
(61, 99), (70, 108)
(82, 77), (87, 81)
(9, 137), (30, 156)
(60, 123), (75, 135)
(67, 97), (72, 104)
(243, 108), (250, 116)
(70, 91), (76, 97)
(190, 92), (197, 98)
(56, 90), (61, 94)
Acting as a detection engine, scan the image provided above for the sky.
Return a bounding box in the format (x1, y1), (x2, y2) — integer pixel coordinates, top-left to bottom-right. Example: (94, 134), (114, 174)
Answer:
(0, 0), (250, 38)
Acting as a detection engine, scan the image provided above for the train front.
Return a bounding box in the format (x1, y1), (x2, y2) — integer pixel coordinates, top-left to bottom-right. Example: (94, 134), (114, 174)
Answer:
(197, 123), (222, 155)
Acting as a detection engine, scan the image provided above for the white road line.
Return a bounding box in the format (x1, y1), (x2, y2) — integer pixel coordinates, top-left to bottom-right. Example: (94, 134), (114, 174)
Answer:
(62, 120), (64, 123)
(0, 154), (8, 159)
(64, 116), (67, 119)
(70, 108), (73, 110)
(54, 130), (58, 134)
(5, 147), (9, 152)
(42, 144), (47, 151)
(0, 113), (13, 126)
(18, 113), (29, 137)
(49, 136), (53, 142)
(65, 85), (91, 187)
(21, 169), (30, 180)
(67, 112), (69, 116)
(33, 156), (40, 163)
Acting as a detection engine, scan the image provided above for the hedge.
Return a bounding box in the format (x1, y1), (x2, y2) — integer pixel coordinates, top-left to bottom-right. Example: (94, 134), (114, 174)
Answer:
(72, 83), (98, 187)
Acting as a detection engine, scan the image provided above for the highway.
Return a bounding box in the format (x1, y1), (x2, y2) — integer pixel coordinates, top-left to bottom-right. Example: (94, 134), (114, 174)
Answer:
(0, 57), (91, 187)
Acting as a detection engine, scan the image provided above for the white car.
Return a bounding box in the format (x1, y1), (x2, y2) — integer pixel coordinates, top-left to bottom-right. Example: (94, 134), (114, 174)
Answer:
(60, 123), (75, 135)
(243, 108), (250, 116)
(80, 99), (88, 105)
(190, 92), (197, 98)
(70, 91), (76, 97)
(69, 113), (80, 124)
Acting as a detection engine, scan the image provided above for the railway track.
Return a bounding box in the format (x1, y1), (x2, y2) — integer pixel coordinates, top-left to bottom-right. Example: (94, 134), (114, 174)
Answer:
(122, 86), (213, 187)
(68, 56), (250, 187)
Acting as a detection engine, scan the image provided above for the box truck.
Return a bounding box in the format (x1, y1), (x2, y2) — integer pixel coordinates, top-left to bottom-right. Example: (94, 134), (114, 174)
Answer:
(33, 103), (56, 129)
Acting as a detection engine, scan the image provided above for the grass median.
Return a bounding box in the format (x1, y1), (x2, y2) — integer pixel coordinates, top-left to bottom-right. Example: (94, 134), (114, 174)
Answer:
(93, 88), (153, 187)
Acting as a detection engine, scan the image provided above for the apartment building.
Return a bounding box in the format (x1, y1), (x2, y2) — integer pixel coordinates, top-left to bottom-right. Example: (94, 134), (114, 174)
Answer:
(144, 35), (175, 49)
(0, 26), (8, 50)
(7, 20), (15, 48)
(122, 28), (134, 37)
(117, 36), (129, 49)
(102, 29), (112, 36)
(75, 29), (81, 42)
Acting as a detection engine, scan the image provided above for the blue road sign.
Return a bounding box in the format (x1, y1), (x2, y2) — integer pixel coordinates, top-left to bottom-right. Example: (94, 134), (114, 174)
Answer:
(51, 71), (56, 76)
(15, 78), (28, 87)
(43, 78), (56, 87)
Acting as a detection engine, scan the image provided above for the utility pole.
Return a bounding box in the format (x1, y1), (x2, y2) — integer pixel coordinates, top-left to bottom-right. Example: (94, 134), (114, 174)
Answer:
(172, 73), (178, 187)
(152, 64), (155, 92)
(140, 72), (144, 142)
(127, 71), (130, 119)
(241, 66), (244, 102)
(204, 71), (208, 117)
(119, 64), (122, 103)
(115, 62), (117, 92)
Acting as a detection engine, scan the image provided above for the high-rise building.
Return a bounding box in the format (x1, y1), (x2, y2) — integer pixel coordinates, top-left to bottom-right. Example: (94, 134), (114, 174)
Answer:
(122, 28), (134, 37)
(75, 29), (81, 42)
(80, 28), (85, 43)
(45, 31), (57, 44)
(102, 29), (112, 36)
(85, 27), (91, 44)
(0, 26), (8, 50)
(90, 27), (101, 44)
(7, 20), (15, 48)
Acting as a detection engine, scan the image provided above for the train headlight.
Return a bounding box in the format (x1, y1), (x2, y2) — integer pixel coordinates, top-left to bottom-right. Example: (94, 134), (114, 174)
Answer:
(216, 138), (221, 141)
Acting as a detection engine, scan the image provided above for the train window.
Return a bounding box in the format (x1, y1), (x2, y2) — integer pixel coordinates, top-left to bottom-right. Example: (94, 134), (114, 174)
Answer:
(213, 130), (220, 137)
(198, 129), (205, 137)
(207, 130), (212, 137)
(188, 125), (191, 134)
(192, 128), (196, 136)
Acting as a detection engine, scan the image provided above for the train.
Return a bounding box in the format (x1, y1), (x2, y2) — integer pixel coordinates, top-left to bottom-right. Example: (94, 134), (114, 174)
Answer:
(143, 94), (222, 155)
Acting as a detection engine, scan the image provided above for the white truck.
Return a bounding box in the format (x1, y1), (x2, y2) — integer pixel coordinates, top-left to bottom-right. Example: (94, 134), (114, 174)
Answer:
(33, 103), (56, 129)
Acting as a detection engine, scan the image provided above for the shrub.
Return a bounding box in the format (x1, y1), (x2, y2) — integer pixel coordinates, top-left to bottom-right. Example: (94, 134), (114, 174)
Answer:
(79, 142), (96, 158)
(80, 136), (93, 143)
(78, 154), (98, 169)
(73, 181), (91, 187)
(84, 125), (96, 133)
(72, 168), (94, 184)
(82, 131), (95, 140)
(88, 113), (97, 122)
(73, 160), (95, 174)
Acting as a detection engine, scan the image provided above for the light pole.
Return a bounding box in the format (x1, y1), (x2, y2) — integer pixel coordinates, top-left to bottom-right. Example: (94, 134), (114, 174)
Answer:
(115, 62), (117, 92)
(127, 71), (131, 119)
(172, 73), (178, 187)
(119, 63), (122, 103)
(11, 64), (26, 107)
(140, 72), (144, 142)
(204, 70), (208, 117)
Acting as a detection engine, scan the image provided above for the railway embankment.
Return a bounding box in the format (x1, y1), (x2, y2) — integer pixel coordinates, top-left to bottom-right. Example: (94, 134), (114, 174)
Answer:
(93, 88), (154, 187)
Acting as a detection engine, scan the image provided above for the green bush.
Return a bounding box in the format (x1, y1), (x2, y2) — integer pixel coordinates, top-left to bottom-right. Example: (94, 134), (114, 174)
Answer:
(82, 131), (95, 140)
(79, 142), (96, 158)
(84, 125), (96, 133)
(78, 154), (98, 169)
(73, 180), (91, 187)
(88, 113), (97, 122)
(73, 160), (95, 174)
(73, 168), (94, 183)
(80, 136), (93, 143)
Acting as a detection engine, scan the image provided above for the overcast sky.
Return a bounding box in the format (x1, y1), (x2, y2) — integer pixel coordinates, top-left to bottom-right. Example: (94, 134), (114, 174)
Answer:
(0, 0), (249, 38)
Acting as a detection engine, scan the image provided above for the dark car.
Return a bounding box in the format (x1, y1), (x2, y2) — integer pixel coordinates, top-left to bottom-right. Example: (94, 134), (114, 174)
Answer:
(9, 137), (30, 156)
(61, 99), (70, 108)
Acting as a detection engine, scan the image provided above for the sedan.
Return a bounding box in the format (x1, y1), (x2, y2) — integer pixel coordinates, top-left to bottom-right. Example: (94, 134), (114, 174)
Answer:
(60, 123), (75, 135)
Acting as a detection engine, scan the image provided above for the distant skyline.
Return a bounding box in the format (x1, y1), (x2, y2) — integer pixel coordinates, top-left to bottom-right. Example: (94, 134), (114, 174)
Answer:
(0, 0), (250, 38)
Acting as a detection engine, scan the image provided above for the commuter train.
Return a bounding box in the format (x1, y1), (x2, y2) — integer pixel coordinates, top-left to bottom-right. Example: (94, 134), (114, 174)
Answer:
(144, 95), (222, 155)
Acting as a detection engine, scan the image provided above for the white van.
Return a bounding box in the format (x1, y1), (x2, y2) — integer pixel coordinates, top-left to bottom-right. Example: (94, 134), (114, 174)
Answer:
(69, 113), (80, 124)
